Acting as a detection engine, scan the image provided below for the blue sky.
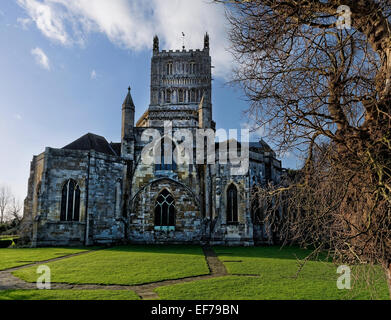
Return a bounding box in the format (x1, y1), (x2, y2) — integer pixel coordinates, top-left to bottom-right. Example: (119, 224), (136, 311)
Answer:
(0, 0), (301, 202)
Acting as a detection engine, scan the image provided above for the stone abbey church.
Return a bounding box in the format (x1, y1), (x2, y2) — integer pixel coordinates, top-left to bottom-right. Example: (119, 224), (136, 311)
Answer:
(22, 34), (282, 247)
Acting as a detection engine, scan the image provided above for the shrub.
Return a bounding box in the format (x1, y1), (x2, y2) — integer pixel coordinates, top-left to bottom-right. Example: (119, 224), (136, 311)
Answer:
(0, 240), (13, 248)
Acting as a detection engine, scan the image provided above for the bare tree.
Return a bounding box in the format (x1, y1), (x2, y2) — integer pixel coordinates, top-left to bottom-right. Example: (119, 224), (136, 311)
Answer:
(217, 0), (391, 297)
(7, 197), (22, 223)
(0, 185), (11, 224)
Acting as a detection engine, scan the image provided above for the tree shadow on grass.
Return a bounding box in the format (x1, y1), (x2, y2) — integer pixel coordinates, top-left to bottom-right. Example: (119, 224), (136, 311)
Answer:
(213, 245), (331, 262)
(102, 244), (207, 257)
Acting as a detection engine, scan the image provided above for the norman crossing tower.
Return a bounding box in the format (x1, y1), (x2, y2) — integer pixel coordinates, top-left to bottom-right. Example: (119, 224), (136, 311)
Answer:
(137, 34), (213, 129)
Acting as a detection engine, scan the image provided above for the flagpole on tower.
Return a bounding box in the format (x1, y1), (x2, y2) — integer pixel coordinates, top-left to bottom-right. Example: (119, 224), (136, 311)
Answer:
(182, 32), (185, 50)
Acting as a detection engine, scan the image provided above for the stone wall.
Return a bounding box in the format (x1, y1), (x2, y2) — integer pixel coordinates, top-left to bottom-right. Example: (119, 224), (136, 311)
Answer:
(130, 177), (203, 244)
(210, 163), (254, 246)
(21, 152), (46, 242)
(23, 139), (283, 246)
(26, 148), (125, 246)
(130, 132), (204, 243)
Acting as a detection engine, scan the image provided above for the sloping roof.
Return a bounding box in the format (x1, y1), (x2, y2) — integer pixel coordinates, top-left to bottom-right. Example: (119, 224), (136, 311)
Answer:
(215, 139), (271, 149)
(214, 138), (275, 156)
(110, 142), (121, 157)
(249, 139), (273, 152)
(62, 133), (117, 156)
(215, 138), (240, 147)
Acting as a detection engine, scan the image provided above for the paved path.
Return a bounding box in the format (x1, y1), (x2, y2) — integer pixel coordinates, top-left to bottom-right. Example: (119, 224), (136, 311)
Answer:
(0, 246), (228, 300)
(0, 250), (101, 291)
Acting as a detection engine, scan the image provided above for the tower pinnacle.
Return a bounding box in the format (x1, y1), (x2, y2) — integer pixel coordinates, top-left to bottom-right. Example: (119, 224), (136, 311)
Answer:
(153, 35), (159, 54)
(123, 87), (135, 109)
(204, 32), (209, 51)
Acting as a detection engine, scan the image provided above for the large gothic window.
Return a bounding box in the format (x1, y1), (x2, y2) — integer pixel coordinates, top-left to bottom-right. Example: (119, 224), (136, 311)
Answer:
(154, 189), (176, 231)
(60, 179), (81, 222)
(226, 184), (238, 224)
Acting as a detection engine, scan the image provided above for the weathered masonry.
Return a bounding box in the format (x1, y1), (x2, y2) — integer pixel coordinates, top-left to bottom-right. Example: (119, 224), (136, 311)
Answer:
(22, 34), (282, 246)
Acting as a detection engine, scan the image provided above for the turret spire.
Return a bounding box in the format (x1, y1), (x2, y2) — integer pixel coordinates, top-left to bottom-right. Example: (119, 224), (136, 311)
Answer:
(123, 86), (135, 109)
(121, 86), (135, 160)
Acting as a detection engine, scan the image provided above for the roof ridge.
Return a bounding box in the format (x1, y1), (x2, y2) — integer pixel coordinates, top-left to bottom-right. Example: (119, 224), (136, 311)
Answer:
(62, 132), (116, 156)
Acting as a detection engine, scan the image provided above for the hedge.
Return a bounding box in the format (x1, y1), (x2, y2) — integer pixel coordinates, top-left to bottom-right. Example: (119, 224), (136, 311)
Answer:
(0, 240), (13, 248)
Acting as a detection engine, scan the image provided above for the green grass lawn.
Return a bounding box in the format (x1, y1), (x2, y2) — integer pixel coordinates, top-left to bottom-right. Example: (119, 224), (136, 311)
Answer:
(155, 246), (390, 300)
(0, 247), (92, 270)
(12, 245), (209, 286)
(5, 245), (389, 300)
(0, 290), (140, 300)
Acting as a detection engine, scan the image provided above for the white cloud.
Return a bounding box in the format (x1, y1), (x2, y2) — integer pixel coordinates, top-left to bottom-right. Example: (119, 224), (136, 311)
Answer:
(17, 0), (234, 79)
(151, 0), (232, 79)
(31, 47), (50, 70)
(90, 69), (97, 80)
(14, 114), (22, 120)
(17, 0), (69, 44)
(17, 17), (33, 30)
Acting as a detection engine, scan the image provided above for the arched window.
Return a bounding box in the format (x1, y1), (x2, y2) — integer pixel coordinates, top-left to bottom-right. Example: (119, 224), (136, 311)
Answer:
(190, 62), (196, 74)
(226, 184), (238, 224)
(190, 89), (196, 102)
(166, 62), (173, 75)
(178, 89), (184, 103)
(165, 89), (171, 103)
(154, 189), (175, 231)
(155, 138), (177, 171)
(60, 179), (80, 222)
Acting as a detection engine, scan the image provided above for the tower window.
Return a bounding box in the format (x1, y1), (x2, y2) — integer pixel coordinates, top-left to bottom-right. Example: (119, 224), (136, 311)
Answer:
(155, 138), (177, 171)
(190, 62), (196, 74)
(165, 89), (171, 103)
(154, 189), (175, 231)
(226, 184), (238, 224)
(60, 179), (80, 222)
(190, 89), (196, 103)
(178, 89), (184, 103)
(166, 62), (173, 75)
